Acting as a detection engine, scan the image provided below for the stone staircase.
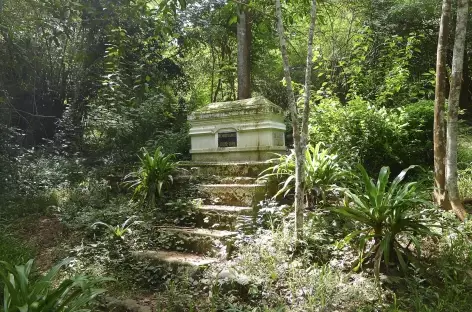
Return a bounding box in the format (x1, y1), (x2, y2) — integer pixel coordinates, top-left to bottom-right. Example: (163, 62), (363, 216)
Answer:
(133, 161), (271, 270)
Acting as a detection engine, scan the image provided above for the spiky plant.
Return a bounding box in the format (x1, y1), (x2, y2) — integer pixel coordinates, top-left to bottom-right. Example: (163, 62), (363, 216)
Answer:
(0, 258), (113, 311)
(125, 147), (177, 209)
(334, 164), (436, 277)
(92, 216), (142, 240)
(259, 142), (350, 207)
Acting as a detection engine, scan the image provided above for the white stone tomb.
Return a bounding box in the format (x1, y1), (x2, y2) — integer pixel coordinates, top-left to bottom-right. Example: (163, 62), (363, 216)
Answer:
(188, 96), (286, 162)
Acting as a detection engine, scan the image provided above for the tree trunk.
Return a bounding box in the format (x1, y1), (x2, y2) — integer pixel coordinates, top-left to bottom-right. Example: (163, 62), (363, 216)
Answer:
(446, 0), (468, 221)
(237, 1), (251, 100)
(301, 0), (317, 147)
(459, 50), (471, 112)
(275, 0), (317, 239)
(434, 0), (451, 210)
(275, 0), (304, 239)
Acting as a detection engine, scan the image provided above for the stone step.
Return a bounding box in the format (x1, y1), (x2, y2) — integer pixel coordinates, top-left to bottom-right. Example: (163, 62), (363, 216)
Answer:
(179, 161), (271, 178)
(195, 205), (254, 231)
(198, 205), (253, 214)
(202, 176), (258, 185)
(148, 226), (238, 257)
(132, 250), (219, 266)
(157, 226), (238, 238)
(199, 183), (267, 207)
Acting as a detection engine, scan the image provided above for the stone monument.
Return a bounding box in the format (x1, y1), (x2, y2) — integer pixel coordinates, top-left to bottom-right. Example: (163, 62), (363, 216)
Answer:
(188, 96), (286, 162)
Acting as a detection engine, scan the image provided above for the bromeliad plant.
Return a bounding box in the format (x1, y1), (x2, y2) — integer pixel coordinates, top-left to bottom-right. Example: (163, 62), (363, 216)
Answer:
(259, 142), (350, 207)
(125, 147), (177, 209)
(92, 216), (142, 240)
(334, 165), (436, 276)
(0, 258), (113, 312)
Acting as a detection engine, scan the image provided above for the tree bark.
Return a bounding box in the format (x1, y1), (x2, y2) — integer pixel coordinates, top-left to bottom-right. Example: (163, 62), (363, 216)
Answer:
(275, 0), (317, 240)
(301, 0), (317, 146)
(275, 0), (303, 239)
(434, 0), (451, 210)
(446, 0), (468, 221)
(237, 1), (251, 99)
(459, 50), (471, 112)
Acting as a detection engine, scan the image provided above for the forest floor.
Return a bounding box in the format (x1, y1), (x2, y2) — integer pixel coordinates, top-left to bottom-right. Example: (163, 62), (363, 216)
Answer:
(2, 129), (472, 311)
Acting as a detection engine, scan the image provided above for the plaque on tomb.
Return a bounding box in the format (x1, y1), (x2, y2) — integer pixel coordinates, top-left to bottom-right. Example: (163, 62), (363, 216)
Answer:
(218, 131), (237, 147)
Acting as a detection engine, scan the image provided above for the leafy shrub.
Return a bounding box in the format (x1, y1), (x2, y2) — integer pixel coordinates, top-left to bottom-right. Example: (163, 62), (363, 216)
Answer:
(310, 97), (434, 174)
(260, 143), (350, 207)
(400, 100), (434, 166)
(334, 165), (436, 276)
(0, 258), (112, 311)
(125, 147), (177, 209)
(85, 93), (190, 163)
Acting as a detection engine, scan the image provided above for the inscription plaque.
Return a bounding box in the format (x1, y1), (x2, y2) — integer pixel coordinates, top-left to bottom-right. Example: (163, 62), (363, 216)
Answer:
(218, 131), (237, 147)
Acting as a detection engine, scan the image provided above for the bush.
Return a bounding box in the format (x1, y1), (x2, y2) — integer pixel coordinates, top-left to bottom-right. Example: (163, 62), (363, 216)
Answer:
(84, 92), (190, 163)
(310, 97), (434, 174)
(401, 100), (434, 167)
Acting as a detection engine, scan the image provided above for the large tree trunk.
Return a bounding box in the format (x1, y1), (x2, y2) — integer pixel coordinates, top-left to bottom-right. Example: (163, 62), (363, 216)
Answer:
(237, 1), (251, 100)
(275, 0), (317, 240)
(434, 0), (451, 210)
(446, 0), (468, 221)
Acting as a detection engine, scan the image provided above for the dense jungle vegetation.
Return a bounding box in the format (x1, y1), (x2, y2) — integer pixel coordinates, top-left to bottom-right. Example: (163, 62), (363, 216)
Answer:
(2, 0), (472, 311)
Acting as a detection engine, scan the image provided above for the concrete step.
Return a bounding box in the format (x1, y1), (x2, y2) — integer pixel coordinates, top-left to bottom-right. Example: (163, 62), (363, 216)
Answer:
(179, 161), (271, 178)
(157, 226), (238, 238)
(132, 250), (219, 266)
(198, 205), (253, 214)
(195, 205), (254, 231)
(200, 176), (258, 185)
(148, 226), (238, 257)
(199, 183), (267, 207)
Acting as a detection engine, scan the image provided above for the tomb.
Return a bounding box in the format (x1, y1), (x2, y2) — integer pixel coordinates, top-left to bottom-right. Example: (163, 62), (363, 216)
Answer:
(188, 96), (287, 162)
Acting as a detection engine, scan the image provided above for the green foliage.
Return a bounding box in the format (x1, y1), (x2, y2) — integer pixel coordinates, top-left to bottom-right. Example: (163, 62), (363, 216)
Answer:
(125, 147), (177, 209)
(0, 233), (35, 266)
(92, 216), (142, 240)
(0, 258), (112, 312)
(334, 165), (436, 276)
(260, 143), (349, 207)
(310, 97), (434, 174)
(400, 100), (434, 165)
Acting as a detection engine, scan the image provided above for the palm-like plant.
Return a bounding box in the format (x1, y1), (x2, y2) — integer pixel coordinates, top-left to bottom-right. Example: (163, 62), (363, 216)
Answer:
(334, 165), (436, 276)
(259, 143), (350, 207)
(125, 147), (177, 209)
(0, 258), (113, 312)
(92, 216), (142, 240)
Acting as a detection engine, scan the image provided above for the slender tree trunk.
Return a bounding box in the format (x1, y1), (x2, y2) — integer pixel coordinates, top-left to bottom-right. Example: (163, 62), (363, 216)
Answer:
(275, 0), (317, 239)
(275, 0), (303, 239)
(210, 45), (215, 103)
(459, 50), (470, 112)
(446, 0), (468, 221)
(434, 0), (451, 210)
(237, 1), (251, 99)
(301, 0), (317, 147)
